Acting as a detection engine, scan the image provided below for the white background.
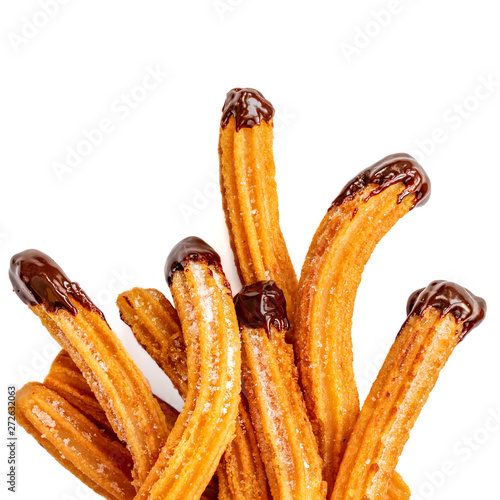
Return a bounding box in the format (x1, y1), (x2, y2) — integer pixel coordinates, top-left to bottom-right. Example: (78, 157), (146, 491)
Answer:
(1, 1), (499, 499)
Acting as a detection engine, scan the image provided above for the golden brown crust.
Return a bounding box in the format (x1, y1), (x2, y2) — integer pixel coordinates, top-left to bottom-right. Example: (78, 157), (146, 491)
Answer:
(241, 323), (326, 499)
(16, 382), (135, 500)
(295, 182), (417, 496)
(118, 287), (270, 500)
(117, 288), (188, 398)
(45, 349), (179, 434)
(386, 472), (411, 500)
(42, 350), (221, 500)
(134, 258), (241, 500)
(219, 117), (297, 328)
(44, 350), (117, 437)
(331, 309), (463, 500)
(30, 299), (169, 490)
(220, 399), (271, 499)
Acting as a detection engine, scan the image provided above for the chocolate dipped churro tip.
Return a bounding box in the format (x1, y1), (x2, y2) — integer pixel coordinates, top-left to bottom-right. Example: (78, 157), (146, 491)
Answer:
(406, 280), (486, 340)
(330, 153), (431, 210)
(165, 236), (222, 285)
(9, 249), (102, 318)
(221, 88), (275, 131)
(234, 280), (289, 337)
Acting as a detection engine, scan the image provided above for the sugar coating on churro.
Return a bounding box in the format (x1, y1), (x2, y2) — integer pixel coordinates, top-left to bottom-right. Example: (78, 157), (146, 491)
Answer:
(31, 405), (56, 428)
(235, 280), (325, 498)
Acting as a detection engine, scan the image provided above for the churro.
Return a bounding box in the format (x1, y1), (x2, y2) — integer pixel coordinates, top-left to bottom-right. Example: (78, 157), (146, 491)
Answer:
(117, 288), (187, 398)
(234, 280), (326, 499)
(219, 88), (298, 333)
(16, 382), (135, 500)
(42, 350), (220, 500)
(294, 153), (430, 495)
(134, 237), (241, 500)
(44, 349), (179, 435)
(117, 286), (270, 499)
(331, 281), (486, 500)
(9, 250), (169, 489)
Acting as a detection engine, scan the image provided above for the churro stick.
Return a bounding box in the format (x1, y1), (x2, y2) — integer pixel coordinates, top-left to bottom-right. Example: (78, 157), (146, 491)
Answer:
(134, 237), (241, 500)
(219, 88), (298, 331)
(16, 382), (135, 500)
(117, 286), (270, 499)
(117, 288), (188, 398)
(9, 250), (169, 490)
(234, 281), (326, 499)
(43, 349), (118, 437)
(219, 397), (270, 499)
(42, 351), (219, 500)
(44, 350), (179, 435)
(294, 154), (430, 495)
(331, 281), (486, 500)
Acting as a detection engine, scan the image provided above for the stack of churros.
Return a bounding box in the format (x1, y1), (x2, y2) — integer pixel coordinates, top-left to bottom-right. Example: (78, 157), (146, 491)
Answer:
(10, 87), (487, 500)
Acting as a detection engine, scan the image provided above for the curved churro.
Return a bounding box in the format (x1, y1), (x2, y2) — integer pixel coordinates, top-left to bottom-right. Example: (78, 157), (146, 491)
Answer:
(331, 281), (486, 500)
(44, 349), (118, 437)
(219, 88), (298, 331)
(9, 250), (169, 490)
(134, 237), (241, 500)
(234, 280), (326, 499)
(294, 154), (430, 495)
(41, 351), (221, 500)
(16, 382), (135, 500)
(117, 286), (270, 500)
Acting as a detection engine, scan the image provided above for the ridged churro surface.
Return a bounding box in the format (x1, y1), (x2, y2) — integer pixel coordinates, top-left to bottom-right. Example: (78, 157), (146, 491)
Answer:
(135, 238), (241, 500)
(219, 89), (298, 331)
(10, 250), (169, 490)
(235, 281), (326, 499)
(331, 282), (485, 500)
(294, 154), (429, 496)
(16, 382), (135, 500)
(118, 285), (270, 499)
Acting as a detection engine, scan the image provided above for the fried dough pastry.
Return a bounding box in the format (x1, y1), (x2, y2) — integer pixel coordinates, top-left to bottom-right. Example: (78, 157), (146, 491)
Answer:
(134, 237), (241, 500)
(45, 349), (179, 435)
(117, 288), (188, 399)
(9, 250), (169, 490)
(16, 382), (135, 500)
(42, 350), (220, 500)
(219, 88), (298, 331)
(117, 286), (270, 499)
(294, 154), (430, 495)
(331, 281), (486, 500)
(234, 280), (326, 500)
(117, 288), (187, 397)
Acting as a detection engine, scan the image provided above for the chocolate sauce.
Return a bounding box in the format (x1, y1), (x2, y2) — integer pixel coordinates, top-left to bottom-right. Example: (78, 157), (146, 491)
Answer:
(9, 249), (104, 318)
(165, 237), (222, 285)
(221, 88), (275, 131)
(406, 280), (486, 341)
(233, 281), (289, 338)
(330, 153), (431, 210)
